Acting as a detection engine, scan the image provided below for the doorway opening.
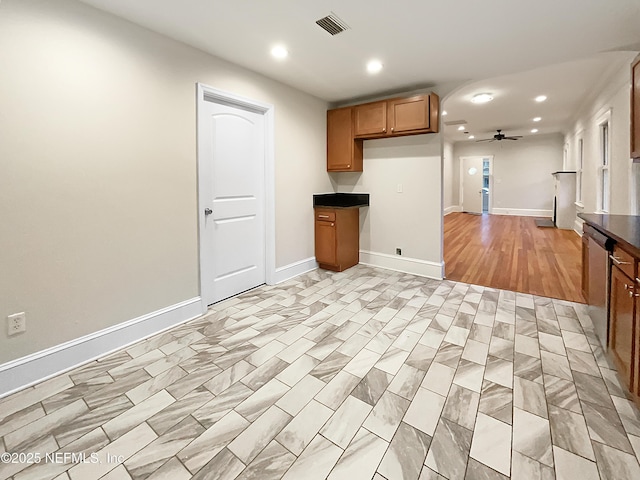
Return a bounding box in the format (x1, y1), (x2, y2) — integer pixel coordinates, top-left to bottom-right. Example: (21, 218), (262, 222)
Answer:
(482, 159), (490, 213)
(460, 156), (492, 215)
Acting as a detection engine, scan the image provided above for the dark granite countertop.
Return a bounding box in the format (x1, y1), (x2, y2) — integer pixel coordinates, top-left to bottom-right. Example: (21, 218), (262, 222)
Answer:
(313, 193), (370, 208)
(579, 213), (640, 257)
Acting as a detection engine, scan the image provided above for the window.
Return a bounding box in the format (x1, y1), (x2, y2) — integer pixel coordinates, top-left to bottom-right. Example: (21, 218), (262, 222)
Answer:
(597, 114), (611, 213)
(576, 137), (583, 205)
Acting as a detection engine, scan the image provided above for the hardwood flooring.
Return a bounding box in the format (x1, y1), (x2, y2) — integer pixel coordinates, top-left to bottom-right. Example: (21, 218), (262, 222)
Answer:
(444, 213), (585, 303)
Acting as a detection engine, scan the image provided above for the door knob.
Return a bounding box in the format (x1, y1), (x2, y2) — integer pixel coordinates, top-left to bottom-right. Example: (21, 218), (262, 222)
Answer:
(204, 208), (212, 216)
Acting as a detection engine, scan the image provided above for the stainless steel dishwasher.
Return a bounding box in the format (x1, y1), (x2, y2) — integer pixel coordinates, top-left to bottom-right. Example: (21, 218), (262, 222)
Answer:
(585, 225), (614, 347)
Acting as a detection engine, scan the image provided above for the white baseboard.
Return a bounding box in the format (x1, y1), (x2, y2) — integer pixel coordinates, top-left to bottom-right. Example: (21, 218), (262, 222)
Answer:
(273, 257), (318, 284)
(574, 218), (584, 237)
(359, 250), (444, 280)
(444, 205), (463, 216)
(0, 297), (204, 399)
(491, 208), (553, 217)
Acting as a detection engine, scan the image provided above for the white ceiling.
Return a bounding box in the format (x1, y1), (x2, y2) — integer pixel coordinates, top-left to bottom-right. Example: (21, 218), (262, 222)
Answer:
(443, 52), (636, 143)
(78, 0), (640, 140)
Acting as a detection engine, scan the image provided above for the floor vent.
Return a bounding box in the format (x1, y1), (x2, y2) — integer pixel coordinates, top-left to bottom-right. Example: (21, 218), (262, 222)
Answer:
(316, 13), (350, 36)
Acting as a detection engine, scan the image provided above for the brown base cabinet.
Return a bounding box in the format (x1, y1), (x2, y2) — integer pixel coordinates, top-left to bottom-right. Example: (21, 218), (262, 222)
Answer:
(581, 232), (589, 302)
(314, 208), (359, 272)
(608, 244), (640, 404)
(609, 263), (635, 391)
(632, 54), (640, 160)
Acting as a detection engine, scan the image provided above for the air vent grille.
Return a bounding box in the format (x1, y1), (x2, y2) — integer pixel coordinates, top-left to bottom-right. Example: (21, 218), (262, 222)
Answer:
(444, 119), (468, 126)
(316, 13), (349, 36)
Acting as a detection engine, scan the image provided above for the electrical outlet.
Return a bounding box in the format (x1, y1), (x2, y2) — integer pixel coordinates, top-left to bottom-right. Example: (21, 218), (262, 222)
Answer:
(396, 184), (403, 193)
(7, 312), (26, 336)
(396, 248), (402, 255)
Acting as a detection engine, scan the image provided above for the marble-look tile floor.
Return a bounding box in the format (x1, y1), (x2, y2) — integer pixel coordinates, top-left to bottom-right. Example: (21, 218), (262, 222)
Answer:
(2, 265), (640, 480)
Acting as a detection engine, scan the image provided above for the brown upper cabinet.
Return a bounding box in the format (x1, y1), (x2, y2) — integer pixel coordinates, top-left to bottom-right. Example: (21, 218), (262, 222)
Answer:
(354, 101), (387, 137)
(632, 54), (640, 160)
(327, 107), (363, 172)
(388, 94), (439, 135)
(327, 93), (439, 172)
(353, 94), (439, 139)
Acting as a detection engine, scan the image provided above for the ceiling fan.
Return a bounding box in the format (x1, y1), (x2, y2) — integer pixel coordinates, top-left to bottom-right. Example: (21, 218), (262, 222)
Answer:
(476, 129), (523, 142)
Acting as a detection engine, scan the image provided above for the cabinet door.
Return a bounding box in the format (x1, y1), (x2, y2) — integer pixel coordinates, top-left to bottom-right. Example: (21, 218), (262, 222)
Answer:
(610, 265), (635, 389)
(315, 220), (336, 266)
(327, 107), (363, 172)
(632, 55), (640, 160)
(581, 234), (589, 302)
(354, 101), (387, 137)
(388, 95), (435, 134)
(635, 290), (640, 397)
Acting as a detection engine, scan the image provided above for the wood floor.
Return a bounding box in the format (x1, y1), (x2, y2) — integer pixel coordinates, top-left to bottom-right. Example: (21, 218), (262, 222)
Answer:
(444, 213), (585, 303)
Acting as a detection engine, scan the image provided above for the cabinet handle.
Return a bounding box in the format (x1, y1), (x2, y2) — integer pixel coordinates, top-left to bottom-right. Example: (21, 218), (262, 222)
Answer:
(382, 129), (386, 133)
(347, 164), (350, 167)
(318, 215), (329, 219)
(625, 283), (633, 290)
(331, 223), (334, 226)
(610, 255), (631, 266)
(629, 291), (640, 297)
(391, 127), (394, 132)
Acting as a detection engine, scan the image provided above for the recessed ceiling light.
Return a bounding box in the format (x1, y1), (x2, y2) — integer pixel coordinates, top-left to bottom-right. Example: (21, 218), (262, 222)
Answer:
(469, 135), (475, 139)
(442, 110), (448, 116)
(471, 93), (493, 104)
(457, 126), (465, 131)
(366, 60), (383, 74)
(533, 117), (541, 122)
(535, 95), (547, 102)
(271, 45), (288, 59)
(531, 128), (539, 133)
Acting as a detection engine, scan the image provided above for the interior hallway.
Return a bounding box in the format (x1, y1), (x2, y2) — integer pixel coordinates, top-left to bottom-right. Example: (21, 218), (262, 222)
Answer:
(2, 265), (639, 479)
(444, 213), (584, 303)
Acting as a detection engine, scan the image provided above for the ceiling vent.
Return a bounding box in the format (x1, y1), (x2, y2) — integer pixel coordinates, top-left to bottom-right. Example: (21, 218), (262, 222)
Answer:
(444, 119), (468, 126)
(316, 13), (350, 36)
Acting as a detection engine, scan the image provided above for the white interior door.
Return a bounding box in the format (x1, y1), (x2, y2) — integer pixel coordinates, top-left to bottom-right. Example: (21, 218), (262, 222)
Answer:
(462, 156), (484, 214)
(200, 100), (265, 305)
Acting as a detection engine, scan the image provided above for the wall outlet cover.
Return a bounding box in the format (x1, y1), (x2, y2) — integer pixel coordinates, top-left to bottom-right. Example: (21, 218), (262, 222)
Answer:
(7, 312), (26, 336)
(396, 248), (402, 255)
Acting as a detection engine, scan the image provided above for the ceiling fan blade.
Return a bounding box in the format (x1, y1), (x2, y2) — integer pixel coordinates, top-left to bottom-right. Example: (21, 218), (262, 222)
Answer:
(475, 139), (494, 142)
(504, 137), (519, 140)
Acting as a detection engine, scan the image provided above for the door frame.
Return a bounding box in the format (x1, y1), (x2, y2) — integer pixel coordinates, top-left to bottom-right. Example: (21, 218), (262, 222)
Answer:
(459, 155), (494, 214)
(196, 83), (276, 311)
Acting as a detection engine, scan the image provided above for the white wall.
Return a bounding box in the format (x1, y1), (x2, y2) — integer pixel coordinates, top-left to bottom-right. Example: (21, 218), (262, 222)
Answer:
(0, 0), (330, 364)
(453, 133), (564, 215)
(565, 53), (636, 223)
(330, 134), (444, 278)
(443, 141), (458, 213)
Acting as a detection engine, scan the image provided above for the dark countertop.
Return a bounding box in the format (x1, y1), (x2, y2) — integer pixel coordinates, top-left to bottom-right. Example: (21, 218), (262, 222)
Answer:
(579, 213), (640, 256)
(313, 193), (370, 208)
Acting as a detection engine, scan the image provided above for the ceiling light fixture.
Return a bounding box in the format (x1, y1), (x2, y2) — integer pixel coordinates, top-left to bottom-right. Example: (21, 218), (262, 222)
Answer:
(270, 45), (289, 60)
(457, 126), (465, 131)
(531, 128), (539, 133)
(442, 110), (448, 116)
(469, 135), (475, 139)
(471, 93), (493, 104)
(533, 117), (541, 122)
(535, 95), (547, 102)
(366, 60), (383, 74)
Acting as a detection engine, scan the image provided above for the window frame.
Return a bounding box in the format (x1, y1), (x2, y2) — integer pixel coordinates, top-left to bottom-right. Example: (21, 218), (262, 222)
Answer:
(596, 110), (612, 213)
(575, 136), (584, 206)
